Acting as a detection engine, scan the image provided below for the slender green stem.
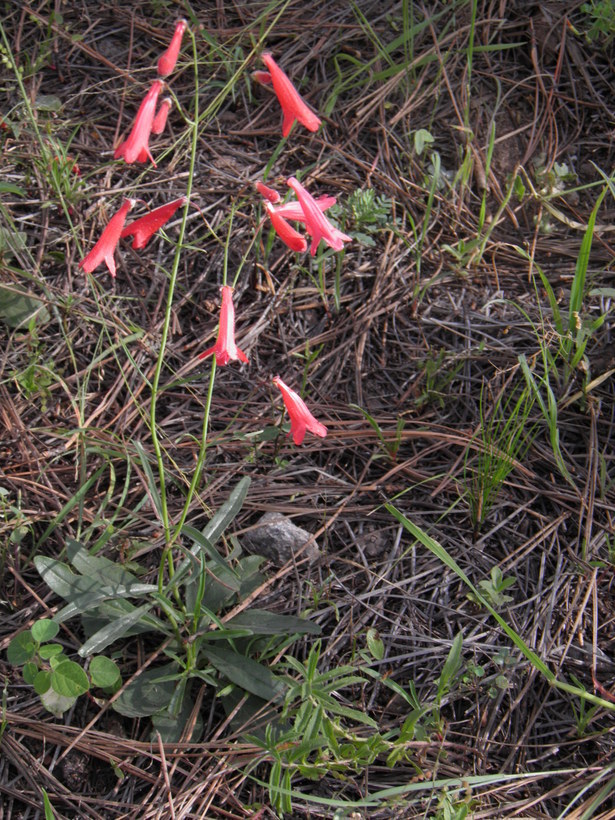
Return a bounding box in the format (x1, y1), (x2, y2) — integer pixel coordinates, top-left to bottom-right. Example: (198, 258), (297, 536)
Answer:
(172, 358), (217, 542)
(150, 27), (200, 549)
(173, 201), (260, 538)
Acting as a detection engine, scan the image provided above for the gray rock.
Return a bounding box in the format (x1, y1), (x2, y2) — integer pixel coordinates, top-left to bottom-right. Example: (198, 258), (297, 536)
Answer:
(241, 512), (320, 565)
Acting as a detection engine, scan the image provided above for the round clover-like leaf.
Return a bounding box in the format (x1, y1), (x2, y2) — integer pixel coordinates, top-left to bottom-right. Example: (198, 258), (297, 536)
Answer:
(7, 631), (36, 666)
(50, 660), (90, 697)
(22, 662), (39, 685)
(31, 619), (59, 643)
(39, 644), (64, 660)
(89, 656), (121, 689)
(40, 688), (76, 718)
(34, 669), (51, 695)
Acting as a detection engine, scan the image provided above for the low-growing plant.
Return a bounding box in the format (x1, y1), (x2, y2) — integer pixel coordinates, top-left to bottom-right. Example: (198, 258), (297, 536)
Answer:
(247, 635), (471, 815)
(467, 566), (516, 609)
(580, 0), (615, 45)
(341, 187), (394, 247)
(13, 479), (321, 741)
(414, 348), (465, 409)
(350, 402), (405, 461)
(7, 618), (120, 718)
(464, 378), (535, 531)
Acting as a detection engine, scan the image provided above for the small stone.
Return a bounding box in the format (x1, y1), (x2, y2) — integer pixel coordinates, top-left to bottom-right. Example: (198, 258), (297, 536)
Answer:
(242, 512), (320, 565)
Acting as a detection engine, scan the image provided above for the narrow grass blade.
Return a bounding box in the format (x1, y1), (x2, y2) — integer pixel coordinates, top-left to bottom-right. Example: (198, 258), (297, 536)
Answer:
(386, 504), (615, 712)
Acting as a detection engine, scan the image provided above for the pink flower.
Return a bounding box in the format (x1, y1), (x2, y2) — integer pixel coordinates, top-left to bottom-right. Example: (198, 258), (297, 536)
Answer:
(121, 197), (186, 249)
(256, 180), (281, 203)
(152, 97), (172, 135)
(264, 202), (307, 252)
(287, 176), (351, 255)
(256, 52), (321, 138)
(114, 80), (163, 166)
(79, 199), (135, 278)
(273, 376), (327, 445)
(198, 286), (248, 366)
(158, 19), (188, 77)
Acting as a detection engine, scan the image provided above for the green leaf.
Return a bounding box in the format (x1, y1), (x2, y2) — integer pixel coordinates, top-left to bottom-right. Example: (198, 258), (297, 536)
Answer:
(78, 603), (154, 657)
(589, 287), (615, 298)
(181, 525), (238, 573)
(569, 185), (607, 332)
(89, 656), (121, 688)
(0, 182), (26, 196)
(202, 645), (287, 702)
(22, 662), (39, 684)
(37, 551), (156, 624)
(0, 284), (49, 328)
(202, 476), (251, 547)
(176, 478), (251, 599)
(438, 632), (463, 697)
(69, 580), (158, 617)
(42, 789), (55, 820)
(133, 441), (164, 521)
(237, 556), (266, 597)
(414, 128), (435, 156)
(34, 670), (52, 695)
(31, 618), (59, 643)
(366, 627), (385, 660)
(113, 663), (178, 718)
(51, 660), (89, 697)
(66, 539), (140, 586)
(38, 644), (64, 660)
(35, 94), (62, 112)
(34, 556), (86, 599)
(225, 609), (321, 636)
(49, 654), (67, 670)
(78, 598), (166, 638)
(40, 688), (76, 718)
(7, 631), (36, 665)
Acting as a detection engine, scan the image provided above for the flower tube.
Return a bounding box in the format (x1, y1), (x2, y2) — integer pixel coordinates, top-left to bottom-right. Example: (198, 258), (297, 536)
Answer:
(255, 181), (281, 203)
(79, 199), (135, 277)
(114, 80), (163, 166)
(256, 52), (321, 137)
(272, 195), (336, 222)
(273, 376), (327, 445)
(198, 286), (248, 366)
(121, 197), (186, 249)
(287, 176), (351, 255)
(152, 97), (172, 135)
(158, 19), (188, 77)
(264, 202), (307, 252)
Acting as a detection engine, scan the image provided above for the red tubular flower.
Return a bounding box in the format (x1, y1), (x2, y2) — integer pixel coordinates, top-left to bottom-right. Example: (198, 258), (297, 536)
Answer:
(198, 286), (248, 366)
(273, 376), (327, 445)
(158, 19), (188, 77)
(152, 97), (172, 135)
(253, 70), (272, 85)
(256, 180), (281, 203)
(272, 195), (336, 222)
(121, 197), (186, 249)
(264, 202), (307, 252)
(79, 199), (135, 278)
(257, 52), (321, 138)
(114, 80), (163, 166)
(287, 176), (351, 255)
